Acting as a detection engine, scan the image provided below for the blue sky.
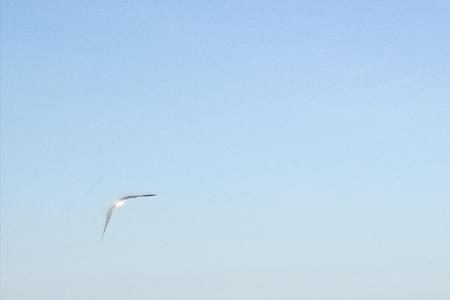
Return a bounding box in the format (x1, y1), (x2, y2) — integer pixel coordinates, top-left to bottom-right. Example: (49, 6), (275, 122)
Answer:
(1, 1), (449, 299)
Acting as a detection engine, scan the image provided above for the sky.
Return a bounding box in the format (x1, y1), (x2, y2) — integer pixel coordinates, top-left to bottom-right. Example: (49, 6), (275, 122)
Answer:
(1, 1), (449, 299)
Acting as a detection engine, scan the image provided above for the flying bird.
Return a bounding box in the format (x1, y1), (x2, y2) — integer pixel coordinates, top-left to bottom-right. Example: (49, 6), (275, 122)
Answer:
(102, 194), (156, 240)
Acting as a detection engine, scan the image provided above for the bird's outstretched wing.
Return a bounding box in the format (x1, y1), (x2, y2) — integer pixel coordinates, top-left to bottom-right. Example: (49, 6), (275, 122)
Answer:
(120, 194), (156, 200)
(102, 203), (116, 240)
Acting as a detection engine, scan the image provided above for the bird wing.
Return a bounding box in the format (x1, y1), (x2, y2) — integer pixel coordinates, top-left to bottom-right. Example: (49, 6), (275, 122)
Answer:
(102, 203), (117, 240)
(120, 194), (156, 200)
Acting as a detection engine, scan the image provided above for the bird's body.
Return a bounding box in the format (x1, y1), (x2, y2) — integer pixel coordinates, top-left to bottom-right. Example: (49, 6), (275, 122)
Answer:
(113, 200), (125, 208)
(102, 194), (156, 240)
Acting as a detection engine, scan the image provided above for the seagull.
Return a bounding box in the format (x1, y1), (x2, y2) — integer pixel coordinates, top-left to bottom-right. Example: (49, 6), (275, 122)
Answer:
(102, 194), (156, 240)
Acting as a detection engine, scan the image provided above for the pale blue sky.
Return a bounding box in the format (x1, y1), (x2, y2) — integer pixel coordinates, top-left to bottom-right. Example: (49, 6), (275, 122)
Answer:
(1, 1), (449, 299)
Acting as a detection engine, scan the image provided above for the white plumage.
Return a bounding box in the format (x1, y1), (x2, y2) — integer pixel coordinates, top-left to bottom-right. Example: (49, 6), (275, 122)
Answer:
(102, 194), (156, 240)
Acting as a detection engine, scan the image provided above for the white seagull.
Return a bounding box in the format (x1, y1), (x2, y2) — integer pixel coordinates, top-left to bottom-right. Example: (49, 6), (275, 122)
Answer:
(102, 194), (156, 240)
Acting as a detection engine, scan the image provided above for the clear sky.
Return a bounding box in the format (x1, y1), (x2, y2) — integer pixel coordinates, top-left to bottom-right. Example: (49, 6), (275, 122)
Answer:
(1, 1), (449, 299)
